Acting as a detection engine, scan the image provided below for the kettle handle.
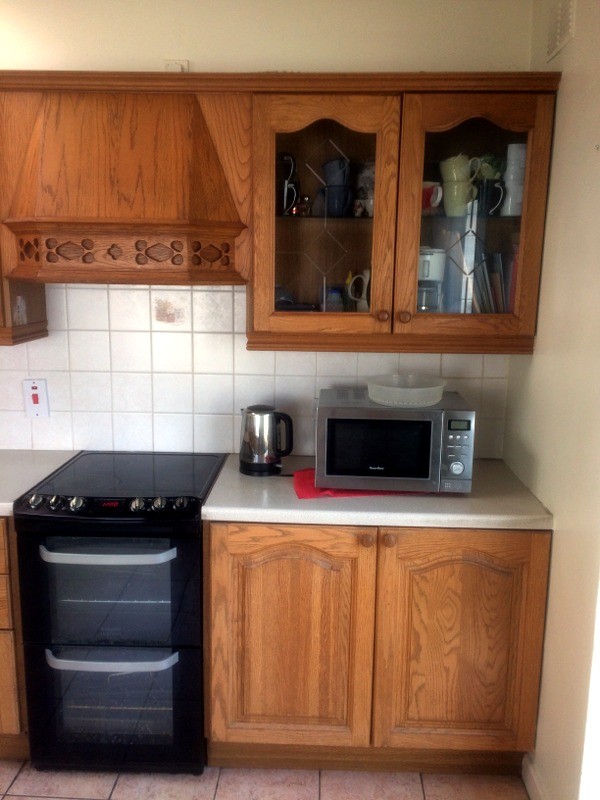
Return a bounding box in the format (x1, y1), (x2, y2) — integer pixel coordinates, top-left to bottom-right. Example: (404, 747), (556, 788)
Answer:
(275, 412), (294, 457)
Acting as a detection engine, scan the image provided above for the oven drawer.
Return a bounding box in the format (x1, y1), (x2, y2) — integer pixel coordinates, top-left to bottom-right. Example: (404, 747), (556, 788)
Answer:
(24, 644), (204, 772)
(17, 533), (201, 647)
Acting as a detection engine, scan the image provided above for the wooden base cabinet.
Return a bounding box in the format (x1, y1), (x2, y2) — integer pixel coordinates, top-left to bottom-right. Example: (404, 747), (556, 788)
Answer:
(373, 528), (551, 752)
(0, 519), (20, 738)
(209, 522), (377, 746)
(208, 522), (551, 765)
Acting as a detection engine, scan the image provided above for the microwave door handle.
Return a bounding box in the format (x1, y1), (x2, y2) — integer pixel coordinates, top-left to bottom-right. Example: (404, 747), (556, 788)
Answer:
(44, 649), (179, 674)
(38, 545), (178, 566)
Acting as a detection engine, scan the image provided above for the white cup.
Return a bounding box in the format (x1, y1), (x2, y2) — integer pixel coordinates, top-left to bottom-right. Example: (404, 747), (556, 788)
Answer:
(348, 269), (371, 312)
(500, 179), (524, 216)
(506, 143), (527, 168)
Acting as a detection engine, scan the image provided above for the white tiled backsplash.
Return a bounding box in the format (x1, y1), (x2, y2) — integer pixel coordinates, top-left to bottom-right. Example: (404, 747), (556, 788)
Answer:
(0, 285), (507, 456)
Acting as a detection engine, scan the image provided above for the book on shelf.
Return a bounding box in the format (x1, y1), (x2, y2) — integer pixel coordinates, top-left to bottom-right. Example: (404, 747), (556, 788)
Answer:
(473, 253), (508, 313)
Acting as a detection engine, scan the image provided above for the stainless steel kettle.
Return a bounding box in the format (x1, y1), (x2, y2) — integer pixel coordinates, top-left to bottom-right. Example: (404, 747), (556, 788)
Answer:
(239, 405), (293, 476)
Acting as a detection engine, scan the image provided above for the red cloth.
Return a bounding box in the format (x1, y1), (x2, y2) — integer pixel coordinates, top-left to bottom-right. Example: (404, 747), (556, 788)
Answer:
(293, 468), (404, 499)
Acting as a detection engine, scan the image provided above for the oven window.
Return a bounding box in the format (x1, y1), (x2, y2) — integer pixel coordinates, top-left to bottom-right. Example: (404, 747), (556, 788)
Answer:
(47, 646), (175, 743)
(24, 643), (204, 769)
(326, 418), (432, 478)
(38, 537), (192, 646)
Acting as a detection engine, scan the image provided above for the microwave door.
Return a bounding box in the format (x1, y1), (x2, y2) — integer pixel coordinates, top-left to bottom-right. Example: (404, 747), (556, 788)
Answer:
(323, 414), (442, 492)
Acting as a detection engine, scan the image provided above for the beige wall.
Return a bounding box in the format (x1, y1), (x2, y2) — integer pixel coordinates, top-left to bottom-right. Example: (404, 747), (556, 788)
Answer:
(0, 0), (532, 72)
(504, 1), (600, 799)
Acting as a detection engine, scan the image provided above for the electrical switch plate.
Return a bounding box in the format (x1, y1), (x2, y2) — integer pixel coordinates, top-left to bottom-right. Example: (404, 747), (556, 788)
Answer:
(23, 379), (50, 418)
(164, 60), (189, 72)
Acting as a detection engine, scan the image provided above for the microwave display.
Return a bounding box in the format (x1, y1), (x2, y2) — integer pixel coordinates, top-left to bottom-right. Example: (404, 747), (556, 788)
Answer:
(326, 418), (432, 479)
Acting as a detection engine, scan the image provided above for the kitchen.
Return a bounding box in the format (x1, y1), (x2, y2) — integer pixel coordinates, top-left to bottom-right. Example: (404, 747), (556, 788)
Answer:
(0, 2), (598, 800)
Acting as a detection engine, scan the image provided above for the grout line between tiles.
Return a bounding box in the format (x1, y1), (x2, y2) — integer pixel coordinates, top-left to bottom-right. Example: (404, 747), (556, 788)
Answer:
(212, 766), (222, 800)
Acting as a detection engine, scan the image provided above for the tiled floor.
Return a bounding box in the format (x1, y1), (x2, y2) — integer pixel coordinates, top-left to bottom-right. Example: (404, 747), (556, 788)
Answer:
(0, 761), (531, 800)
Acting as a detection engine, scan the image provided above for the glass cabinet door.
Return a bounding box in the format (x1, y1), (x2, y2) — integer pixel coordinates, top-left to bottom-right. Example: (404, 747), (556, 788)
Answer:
(394, 93), (555, 345)
(251, 95), (400, 340)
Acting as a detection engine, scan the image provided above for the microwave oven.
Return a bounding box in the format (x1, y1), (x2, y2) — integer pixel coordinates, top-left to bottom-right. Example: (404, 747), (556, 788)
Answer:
(315, 388), (475, 493)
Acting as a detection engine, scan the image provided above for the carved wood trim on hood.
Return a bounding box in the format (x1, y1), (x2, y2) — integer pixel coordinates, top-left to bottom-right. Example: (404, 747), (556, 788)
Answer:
(4, 91), (250, 284)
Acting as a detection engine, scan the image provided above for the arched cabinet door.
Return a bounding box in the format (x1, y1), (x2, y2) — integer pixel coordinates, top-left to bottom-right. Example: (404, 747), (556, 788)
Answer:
(249, 93), (400, 346)
(394, 92), (555, 351)
(209, 522), (377, 747)
(372, 527), (551, 751)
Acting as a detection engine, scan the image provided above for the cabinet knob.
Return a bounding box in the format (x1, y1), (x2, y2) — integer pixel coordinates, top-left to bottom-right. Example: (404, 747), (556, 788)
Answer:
(361, 533), (376, 548)
(383, 533), (397, 548)
(398, 311), (412, 324)
(376, 310), (390, 322)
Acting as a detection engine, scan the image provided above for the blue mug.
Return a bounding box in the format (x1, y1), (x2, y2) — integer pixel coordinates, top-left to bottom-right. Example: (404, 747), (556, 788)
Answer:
(322, 157), (350, 186)
(326, 185), (353, 217)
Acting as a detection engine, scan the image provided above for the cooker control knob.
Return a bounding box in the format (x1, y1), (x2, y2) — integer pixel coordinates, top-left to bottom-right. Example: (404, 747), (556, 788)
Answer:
(130, 497), (146, 513)
(449, 461), (465, 476)
(173, 496), (189, 511)
(69, 496), (86, 513)
(152, 497), (167, 511)
(28, 493), (44, 510)
(48, 495), (65, 512)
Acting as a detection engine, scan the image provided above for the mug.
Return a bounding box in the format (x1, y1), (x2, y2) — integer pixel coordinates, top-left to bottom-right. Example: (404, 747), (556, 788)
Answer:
(442, 180), (477, 217)
(326, 185), (352, 217)
(348, 269), (371, 312)
(283, 180), (298, 215)
(422, 181), (443, 212)
(418, 248), (446, 282)
(440, 155), (481, 184)
(500, 178), (524, 217)
(353, 197), (374, 218)
(322, 157), (350, 186)
(477, 179), (504, 217)
(506, 143), (527, 169)
(353, 199), (366, 217)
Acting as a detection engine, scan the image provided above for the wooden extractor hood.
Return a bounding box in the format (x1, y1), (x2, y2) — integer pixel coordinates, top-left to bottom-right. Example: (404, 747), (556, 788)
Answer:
(3, 91), (249, 284)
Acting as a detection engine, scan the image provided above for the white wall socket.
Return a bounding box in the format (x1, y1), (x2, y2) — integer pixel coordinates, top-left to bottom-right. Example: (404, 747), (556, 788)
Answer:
(23, 379), (50, 418)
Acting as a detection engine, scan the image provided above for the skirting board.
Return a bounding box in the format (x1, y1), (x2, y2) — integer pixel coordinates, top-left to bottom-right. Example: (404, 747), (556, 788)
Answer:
(522, 753), (549, 800)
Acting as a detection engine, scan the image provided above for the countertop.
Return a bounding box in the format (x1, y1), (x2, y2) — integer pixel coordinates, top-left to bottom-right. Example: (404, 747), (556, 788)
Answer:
(203, 454), (553, 529)
(0, 450), (552, 530)
(0, 450), (76, 516)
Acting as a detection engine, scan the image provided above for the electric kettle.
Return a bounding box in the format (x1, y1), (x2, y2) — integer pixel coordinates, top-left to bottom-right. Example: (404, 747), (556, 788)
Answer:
(239, 405), (294, 476)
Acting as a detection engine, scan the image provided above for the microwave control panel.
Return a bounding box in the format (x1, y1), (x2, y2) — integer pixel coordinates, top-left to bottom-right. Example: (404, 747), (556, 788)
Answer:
(440, 411), (476, 490)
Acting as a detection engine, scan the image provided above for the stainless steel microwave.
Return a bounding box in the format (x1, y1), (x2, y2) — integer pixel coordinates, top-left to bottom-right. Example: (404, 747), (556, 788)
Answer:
(315, 388), (475, 493)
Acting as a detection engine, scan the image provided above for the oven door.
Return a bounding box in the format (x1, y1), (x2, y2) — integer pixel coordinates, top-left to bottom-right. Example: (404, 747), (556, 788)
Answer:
(16, 523), (201, 647)
(24, 643), (204, 772)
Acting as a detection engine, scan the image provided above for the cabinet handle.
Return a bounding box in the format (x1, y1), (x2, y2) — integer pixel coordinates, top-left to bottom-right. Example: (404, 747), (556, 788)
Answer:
(376, 310), (390, 322)
(361, 533), (376, 548)
(383, 533), (397, 548)
(398, 311), (412, 324)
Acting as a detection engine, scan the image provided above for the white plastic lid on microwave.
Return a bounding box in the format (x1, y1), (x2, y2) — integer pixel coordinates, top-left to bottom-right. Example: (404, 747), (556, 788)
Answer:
(366, 373), (447, 407)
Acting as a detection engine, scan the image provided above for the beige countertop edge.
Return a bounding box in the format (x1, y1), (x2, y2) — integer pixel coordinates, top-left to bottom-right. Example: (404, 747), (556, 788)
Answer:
(203, 455), (553, 530)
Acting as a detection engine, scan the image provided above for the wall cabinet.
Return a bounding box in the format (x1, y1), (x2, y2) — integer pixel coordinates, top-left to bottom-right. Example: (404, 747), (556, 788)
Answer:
(248, 82), (558, 354)
(208, 522), (551, 765)
(0, 71), (559, 350)
(0, 92), (48, 345)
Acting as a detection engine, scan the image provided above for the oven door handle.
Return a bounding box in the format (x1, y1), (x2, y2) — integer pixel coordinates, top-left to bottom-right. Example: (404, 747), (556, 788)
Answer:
(38, 545), (178, 566)
(44, 649), (180, 674)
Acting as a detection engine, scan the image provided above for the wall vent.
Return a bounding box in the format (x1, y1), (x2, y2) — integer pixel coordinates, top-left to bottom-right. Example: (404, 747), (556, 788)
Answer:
(547, 0), (576, 61)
